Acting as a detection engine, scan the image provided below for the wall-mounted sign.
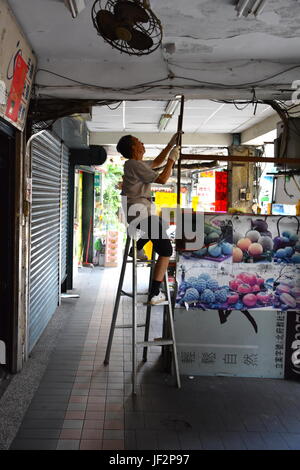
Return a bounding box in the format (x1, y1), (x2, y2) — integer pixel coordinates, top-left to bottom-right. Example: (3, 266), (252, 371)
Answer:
(176, 214), (300, 315)
(284, 310), (300, 381)
(0, 0), (36, 131)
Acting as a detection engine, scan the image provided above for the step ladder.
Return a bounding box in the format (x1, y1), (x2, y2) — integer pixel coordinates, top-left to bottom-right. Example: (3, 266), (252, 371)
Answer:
(104, 234), (181, 394)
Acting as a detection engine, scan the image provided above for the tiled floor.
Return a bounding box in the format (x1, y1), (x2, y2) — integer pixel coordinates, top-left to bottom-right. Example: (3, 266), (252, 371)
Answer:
(8, 265), (300, 450)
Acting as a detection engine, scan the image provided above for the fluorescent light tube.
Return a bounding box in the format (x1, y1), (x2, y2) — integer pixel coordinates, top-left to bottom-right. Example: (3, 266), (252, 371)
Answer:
(236, 0), (251, 17)
(64, 0), (86, 18)
(253, 0), (268, 16)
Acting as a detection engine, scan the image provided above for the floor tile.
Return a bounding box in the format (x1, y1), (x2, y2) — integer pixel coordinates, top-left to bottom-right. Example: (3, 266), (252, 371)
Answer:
(260, 432), (290, 450)
(102, 439), (124, 450)
(10, 439), (58, 450)
(57, 440), (80, 450)
(81, 429), (103, 440)
(80, 440), (102, 450)
(60, 429), (82, 439)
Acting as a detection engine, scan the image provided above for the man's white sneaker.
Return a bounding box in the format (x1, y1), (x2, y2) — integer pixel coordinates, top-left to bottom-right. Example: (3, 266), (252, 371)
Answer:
(129, 247), (148, 261)
(150, 291), (166, 305)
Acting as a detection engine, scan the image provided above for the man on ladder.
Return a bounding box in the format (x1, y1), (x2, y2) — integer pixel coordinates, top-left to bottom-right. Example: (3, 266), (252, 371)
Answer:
(117, 132), (181, 305)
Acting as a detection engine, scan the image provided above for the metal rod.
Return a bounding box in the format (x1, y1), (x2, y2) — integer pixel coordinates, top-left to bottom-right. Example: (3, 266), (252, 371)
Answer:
(176, 96), (185, 206)
(104, 235), (131, 365)
(180, 154), (300, 164)
(143, 247), (156, 362)
(132, 238), (137, 394)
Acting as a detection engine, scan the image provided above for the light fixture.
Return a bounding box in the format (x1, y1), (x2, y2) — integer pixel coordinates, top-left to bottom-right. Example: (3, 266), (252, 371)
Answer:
(235, 0), (268, 18)
(64, 0), (86, 18)
(158, 96), (181, 131)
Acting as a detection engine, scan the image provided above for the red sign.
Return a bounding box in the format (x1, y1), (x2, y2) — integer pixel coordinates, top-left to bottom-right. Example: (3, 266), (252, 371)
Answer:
(215, 171), (228, 212)
(5, 54), (28, 122)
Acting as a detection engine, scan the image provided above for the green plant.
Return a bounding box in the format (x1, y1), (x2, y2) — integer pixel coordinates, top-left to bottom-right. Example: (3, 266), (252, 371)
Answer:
(102, 163), (123, 230)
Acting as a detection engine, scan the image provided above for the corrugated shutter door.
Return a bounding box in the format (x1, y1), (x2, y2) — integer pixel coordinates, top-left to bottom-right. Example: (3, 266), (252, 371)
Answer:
(29, 132), (61, 352)
(60, 144), (69, 283)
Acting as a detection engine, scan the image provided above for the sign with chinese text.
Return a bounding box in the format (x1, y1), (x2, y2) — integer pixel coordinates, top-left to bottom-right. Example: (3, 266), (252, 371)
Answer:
(0, 0), (36, 130)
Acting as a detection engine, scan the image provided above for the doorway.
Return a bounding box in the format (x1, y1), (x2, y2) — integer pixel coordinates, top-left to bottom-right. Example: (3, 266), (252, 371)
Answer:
(0, 126), (15, 371)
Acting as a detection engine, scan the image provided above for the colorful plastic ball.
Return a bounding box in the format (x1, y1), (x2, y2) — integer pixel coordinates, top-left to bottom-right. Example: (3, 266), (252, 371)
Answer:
(208, 244), (222, 258)
(282, 231), (291, 239)
(237, 238), (252, 252)
(207, 279), (219, 291)
(233, 247), (243, 263)
(221, 242), (233, 256)
(258, 236), (274, 252)
(199, 273), (211, 281)
(291, 254), (300, 264)
(284, 246), (294, 257)
(182, 288), (200, 303)
(215, 289), (228, 303)
(276, 248), (287, 258)
(227, 293), (239, 304)
(257, 292), (271, 304)
(237, 283), (252, 294)
(195, 278), (207, 294)
(242, 293), (257, 308)
(246, 230), (261, 242)
(248, 243), (263, 257)
(200, 289), (216, 304)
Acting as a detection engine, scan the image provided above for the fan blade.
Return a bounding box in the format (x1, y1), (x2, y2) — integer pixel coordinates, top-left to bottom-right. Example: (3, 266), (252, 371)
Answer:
(128, 28), (153, 50)
(96, 10), (118, 40)
(114, 1), (149, 24)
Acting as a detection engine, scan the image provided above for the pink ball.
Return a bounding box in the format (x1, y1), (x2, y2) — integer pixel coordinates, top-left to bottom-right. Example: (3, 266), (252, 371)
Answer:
(242, 273), (257, 286)
(256, 277), (264, 286)
(248, 243), (263, 257)
(237, 283), (252, 294)
(252, 284), (260, 292)
(257, 292), (271, 304)
(237, 238), (252, 252)
(228, 293), (239, 304)
(242, 294), (257, 308)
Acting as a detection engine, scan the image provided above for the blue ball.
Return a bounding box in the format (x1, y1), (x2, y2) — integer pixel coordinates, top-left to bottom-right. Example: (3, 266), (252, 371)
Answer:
(282, 231), (291, 239)
(291, 254), (300, 264)
(207, 279), (219, 291)
(200, 289), (216, 304)
(182, 288), (200, 303)
(195, 278), (207, 294)
(284, 246), (294, 257)
(186, 277), (199, 288)
(215, 289), (228, 303)
(276, 249), (286, 258)
(199, 273), (211, 281)
(221, 242), (233, 256)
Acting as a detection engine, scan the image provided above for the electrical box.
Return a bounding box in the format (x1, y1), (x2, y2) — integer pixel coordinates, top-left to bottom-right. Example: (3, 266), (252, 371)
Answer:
(276, 118), (300, 169)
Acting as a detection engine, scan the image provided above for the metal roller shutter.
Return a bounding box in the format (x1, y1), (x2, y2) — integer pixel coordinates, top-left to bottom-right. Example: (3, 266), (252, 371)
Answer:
(60, 144), (69, 284)
(29, 132), (61, 352)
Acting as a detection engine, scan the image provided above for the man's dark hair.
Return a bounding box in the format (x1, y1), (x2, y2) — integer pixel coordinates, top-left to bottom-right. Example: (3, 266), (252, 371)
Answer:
(116, 135), (133, 159)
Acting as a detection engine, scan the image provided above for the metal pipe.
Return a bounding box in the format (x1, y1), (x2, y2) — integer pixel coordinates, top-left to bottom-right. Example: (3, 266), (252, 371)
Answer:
(180, 154), (300, 165)
(176, 96), (185, 205)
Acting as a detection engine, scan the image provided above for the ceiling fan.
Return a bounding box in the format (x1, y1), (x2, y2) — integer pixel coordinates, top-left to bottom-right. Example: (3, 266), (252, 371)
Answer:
(91, 0), (163, 56)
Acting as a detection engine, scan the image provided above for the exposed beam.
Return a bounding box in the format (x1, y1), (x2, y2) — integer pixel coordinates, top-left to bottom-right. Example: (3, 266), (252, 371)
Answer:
(89, 132), (232, 146)
(181, 154), (300, 164)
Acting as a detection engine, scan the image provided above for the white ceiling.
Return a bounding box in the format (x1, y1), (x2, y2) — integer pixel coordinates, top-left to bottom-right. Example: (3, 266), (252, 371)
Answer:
(7, 0), (300, 102)
(87, 99), (275, 134)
